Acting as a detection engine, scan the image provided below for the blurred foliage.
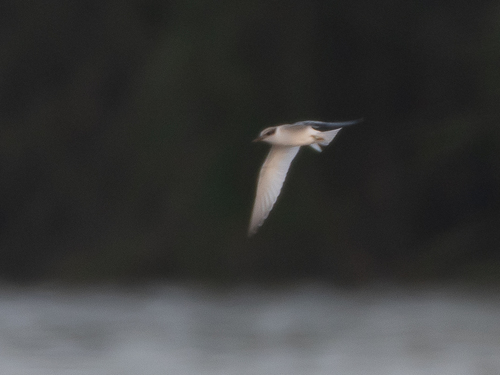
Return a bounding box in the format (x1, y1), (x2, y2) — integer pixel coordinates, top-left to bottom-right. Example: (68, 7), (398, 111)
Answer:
(0, 0), (499, 284)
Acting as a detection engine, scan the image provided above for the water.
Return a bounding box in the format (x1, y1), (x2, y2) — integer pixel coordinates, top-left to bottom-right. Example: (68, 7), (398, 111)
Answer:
(0, 283), (499, 375)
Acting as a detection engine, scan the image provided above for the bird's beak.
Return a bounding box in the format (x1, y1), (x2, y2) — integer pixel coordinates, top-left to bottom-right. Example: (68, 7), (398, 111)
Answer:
(252, 136), (264, 142)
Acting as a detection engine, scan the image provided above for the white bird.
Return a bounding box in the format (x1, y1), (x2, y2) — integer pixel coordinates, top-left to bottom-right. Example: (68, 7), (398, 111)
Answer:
(248, 119), (361, 236)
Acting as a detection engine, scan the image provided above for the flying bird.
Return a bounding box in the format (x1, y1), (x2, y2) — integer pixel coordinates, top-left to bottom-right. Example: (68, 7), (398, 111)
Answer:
(248, 119), (361, 236)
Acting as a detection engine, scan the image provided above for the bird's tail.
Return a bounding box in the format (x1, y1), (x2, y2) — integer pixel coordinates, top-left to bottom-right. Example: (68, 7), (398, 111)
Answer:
(315, 128), (342, 146)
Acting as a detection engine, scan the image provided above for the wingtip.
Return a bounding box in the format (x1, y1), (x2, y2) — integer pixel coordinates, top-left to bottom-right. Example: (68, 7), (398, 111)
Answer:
(339, 118), (364, 126)
(247, 227), (257, 237)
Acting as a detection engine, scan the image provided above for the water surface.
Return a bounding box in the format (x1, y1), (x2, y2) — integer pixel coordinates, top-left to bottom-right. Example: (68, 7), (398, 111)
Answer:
(0, 283), (499, 375)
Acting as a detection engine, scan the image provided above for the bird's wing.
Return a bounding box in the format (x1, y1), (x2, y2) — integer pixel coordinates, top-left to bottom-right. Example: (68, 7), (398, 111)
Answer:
(248, 145), (300, 236)
(296, 119), (362, 131)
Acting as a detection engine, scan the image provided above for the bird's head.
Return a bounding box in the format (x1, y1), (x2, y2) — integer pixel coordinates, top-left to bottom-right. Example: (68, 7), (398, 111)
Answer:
(253, 126), (277, 143)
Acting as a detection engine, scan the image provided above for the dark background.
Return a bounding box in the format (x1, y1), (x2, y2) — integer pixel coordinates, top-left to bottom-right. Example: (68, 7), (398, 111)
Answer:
(1, 0), (499, 284)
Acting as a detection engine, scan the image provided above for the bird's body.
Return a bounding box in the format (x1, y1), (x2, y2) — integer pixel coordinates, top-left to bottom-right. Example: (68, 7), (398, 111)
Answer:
(248, 120), (361, 236)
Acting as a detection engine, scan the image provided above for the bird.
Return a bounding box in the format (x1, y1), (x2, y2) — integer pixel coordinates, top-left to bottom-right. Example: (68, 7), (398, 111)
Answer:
(248, 119), (361, 236)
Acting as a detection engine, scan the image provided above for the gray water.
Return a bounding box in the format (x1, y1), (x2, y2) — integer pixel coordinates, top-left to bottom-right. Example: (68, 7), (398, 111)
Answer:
(0, 283), (499, 375)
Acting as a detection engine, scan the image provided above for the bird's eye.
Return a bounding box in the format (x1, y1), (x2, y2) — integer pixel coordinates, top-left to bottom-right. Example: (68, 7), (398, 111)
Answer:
(266, 128), (276, 136)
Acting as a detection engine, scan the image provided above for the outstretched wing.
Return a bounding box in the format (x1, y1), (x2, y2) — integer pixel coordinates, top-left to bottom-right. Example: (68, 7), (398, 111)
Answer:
(248, 145), (300, 236)
(295, 119), (362, 131)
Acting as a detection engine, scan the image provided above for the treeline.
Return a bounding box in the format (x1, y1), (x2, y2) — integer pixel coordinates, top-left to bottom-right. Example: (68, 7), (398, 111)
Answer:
(0, 0), (499, 283)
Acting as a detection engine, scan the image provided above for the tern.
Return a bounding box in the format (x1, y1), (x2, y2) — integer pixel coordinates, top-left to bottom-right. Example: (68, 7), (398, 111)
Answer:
(248, 119), (361, 236)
